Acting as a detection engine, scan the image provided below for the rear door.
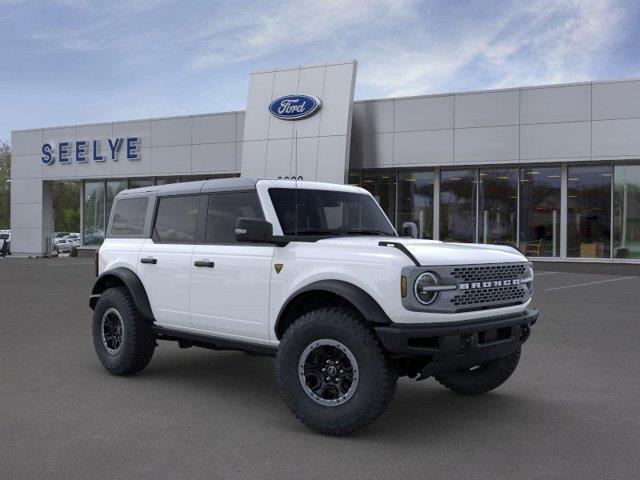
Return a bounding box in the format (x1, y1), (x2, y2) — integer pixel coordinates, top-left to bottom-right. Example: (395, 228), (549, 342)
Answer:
(137, 194), (200, 330)
(189, 191), (274, 341)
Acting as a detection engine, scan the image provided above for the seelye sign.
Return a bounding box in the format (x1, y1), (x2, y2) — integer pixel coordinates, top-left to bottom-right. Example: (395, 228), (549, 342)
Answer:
(268, 94), (321, 120)
(41, 137), (141, 165)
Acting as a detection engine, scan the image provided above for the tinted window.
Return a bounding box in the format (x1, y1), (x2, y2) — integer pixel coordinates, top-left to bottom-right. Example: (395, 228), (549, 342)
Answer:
(154, 195), (200, 244)
(205, 192), (263, 244)
(110, 197), (148, 236)
(268, 188), (396, 237)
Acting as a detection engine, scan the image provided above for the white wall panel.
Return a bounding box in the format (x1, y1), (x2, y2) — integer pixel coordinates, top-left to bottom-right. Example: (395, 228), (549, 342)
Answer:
(394, 129), (453, 166)
(521, 122), (590, 160)
(394, 95), (454, 131)
(522, 85), (591, 124)
(455, 90), (519, 128)
(592, 118), (640, 158)
(455, 125), (518, 164)
(151, 117), (190, 147)
(592, 80), (640, 120)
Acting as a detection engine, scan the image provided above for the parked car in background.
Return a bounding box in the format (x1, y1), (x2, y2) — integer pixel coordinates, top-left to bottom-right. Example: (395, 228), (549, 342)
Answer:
(0, 230), (10, 256)
(55, 236), (81, 253)
(52, 232), (71, 247)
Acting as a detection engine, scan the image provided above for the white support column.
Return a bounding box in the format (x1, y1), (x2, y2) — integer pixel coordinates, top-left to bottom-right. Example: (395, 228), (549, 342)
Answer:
(560, 164), (568, 258)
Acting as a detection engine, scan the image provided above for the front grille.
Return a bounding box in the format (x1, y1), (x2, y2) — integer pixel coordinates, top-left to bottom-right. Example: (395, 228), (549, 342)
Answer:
(451, 264), (526, 282)
(451, 285), (525, 308)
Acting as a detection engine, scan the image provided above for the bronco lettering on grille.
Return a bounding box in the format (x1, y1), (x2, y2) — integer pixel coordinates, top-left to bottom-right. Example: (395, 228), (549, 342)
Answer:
(459, 279), (521, 290)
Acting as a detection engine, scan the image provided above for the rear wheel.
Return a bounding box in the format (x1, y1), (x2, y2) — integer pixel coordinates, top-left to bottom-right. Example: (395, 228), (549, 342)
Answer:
(92, 287), (155, 375)
(276, 307), (397, 435)
(434, 347), (521, 395)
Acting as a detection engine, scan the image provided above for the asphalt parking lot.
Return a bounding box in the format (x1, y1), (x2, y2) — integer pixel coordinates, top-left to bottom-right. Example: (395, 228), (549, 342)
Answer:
(1, 258), (639, 479)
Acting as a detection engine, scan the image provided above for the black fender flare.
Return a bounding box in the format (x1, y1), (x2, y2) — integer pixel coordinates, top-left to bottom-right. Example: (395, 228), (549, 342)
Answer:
(275, 280), (391, 338)
(89, 267), (154, 321)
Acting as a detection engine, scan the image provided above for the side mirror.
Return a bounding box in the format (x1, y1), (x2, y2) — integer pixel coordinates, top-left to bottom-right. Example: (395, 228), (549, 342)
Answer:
(235, 217), (274, 243)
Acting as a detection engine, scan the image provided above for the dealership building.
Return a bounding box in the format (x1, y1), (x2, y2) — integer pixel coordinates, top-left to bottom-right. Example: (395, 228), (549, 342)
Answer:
(10, 59), (640, 262)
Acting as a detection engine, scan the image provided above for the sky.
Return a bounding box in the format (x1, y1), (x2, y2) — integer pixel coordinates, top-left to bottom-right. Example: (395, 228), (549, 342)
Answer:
(1, 0), (639, 144)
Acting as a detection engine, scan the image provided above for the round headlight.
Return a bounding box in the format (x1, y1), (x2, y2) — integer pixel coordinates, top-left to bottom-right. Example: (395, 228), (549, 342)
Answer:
(414, 272), (439, 305)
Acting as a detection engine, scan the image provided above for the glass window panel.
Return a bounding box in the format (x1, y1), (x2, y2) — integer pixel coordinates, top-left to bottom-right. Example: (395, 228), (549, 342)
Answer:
(155, 177), (181, 185)
(106, 180), (128, 227)
(397, 170), (434, 238)
(110, 197), (148, 236)
(128, 178), (153, 189)
(613, 164), (640, 259)
(478, 168), (518, 247)
(205, 192), (263, 244)
(348, 170), (361, 187)
(567, 165), (612, 258)
(519, 167), (561, 257)
(440, 169), (477, 243)
(360, 170), (396, 227)
(153, 195), (200, 244)
(83, 181), (105, 245)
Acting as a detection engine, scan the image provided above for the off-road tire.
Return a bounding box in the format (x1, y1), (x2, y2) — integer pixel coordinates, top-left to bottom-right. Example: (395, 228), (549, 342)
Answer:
(434, 347), (521, 395)
(92, 287), (155, 375)
(276, 307), (397, 436)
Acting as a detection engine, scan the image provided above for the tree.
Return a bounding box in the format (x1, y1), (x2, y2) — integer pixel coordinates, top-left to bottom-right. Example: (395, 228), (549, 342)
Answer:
(0, 142), (10, 229)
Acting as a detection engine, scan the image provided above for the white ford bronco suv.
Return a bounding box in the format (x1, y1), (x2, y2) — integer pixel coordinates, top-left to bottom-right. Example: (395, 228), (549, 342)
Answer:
(90, 178), (538, 435)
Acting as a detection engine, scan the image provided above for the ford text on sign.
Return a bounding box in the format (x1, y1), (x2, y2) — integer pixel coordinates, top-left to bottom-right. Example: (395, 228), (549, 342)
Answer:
(268, 94), (321, 120)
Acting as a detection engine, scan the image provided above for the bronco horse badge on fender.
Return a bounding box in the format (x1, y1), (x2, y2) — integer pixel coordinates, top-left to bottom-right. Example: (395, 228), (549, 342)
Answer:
(268, 94), (321, 120)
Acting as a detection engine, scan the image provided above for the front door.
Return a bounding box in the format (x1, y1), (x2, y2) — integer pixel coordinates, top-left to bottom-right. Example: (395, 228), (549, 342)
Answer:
(189, 191), (274, 341)
(137, 194), (200, 330)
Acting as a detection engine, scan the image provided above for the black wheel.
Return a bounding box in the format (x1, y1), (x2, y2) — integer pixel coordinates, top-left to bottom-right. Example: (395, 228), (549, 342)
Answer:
(276, 307), (397, 436)
(92, 287), (155, 375)
(434, 347), (521, 395)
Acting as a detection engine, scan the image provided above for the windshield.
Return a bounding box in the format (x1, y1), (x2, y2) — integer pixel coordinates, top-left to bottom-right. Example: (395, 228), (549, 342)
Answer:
(268, 188), (396, 237)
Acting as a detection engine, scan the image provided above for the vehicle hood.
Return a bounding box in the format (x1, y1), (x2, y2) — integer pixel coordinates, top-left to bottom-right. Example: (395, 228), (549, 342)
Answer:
(315, 237), (528, 266)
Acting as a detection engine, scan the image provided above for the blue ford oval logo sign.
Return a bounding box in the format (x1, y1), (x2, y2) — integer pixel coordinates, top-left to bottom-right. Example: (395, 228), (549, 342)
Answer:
(268, 94), (321, 120)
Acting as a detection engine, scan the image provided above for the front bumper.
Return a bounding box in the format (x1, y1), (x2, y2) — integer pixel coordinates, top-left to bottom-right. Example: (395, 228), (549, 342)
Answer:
(375, 308), (538, 379)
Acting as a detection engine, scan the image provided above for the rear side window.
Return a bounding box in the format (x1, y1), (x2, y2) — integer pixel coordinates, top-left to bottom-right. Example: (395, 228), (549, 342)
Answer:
(205, 192), (263, 244)
(110, 197), (148, 236)
(153, 195), (200, 244)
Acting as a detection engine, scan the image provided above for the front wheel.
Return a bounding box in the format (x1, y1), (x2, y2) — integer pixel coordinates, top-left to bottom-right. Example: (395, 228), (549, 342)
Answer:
(92, 287), (156, 375)
(434, 347), (521, 395)
(276, 307), (397, 436)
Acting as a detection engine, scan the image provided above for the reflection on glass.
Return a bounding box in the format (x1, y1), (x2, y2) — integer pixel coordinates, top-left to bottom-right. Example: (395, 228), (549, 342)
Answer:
(613, 164), (640, 259)
(128, 178), (153, 189)
(440, 169), (477, 242)
(397, 170), (434, 238)
(567, 165), (612, 258)
(348, 170), (361, 187)
(360, 170), (397, 227)
(155, 177), (181, 185)
(106, 180), (128, 228)
(519, 167), (561, 256)
(479, 168), (518, 246)
(83, 181), (106, 245)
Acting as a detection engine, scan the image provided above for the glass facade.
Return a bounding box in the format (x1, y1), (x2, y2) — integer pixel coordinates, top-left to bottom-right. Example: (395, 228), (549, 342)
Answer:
(440, 169), (477, 242)
(567, 165), (612, 258)
(81, 175), (234, 246)
(613, 165), (640, 259)
(519, 167), (561, 257)
(83, 181), (106, 245)
(397, 170), (434, 239)
(360, 170), (396, 226)
(479, 168), (518, 246)
(350, 162), (639, 261)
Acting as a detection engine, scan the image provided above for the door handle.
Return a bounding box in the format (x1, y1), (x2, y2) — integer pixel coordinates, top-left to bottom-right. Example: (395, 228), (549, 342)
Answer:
(140, 257), (157, 264)
(194, 260), (215, 268)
